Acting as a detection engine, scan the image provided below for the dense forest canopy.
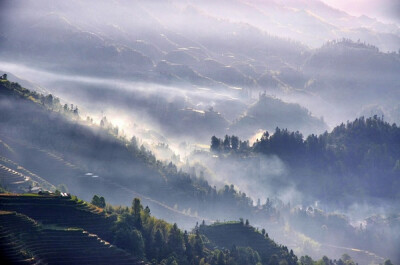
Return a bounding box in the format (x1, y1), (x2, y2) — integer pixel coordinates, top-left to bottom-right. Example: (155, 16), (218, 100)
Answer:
(211, 116), (400, 206)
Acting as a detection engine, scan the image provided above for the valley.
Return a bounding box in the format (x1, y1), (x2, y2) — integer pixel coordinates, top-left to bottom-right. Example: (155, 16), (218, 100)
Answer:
(0, 1), (399, 264)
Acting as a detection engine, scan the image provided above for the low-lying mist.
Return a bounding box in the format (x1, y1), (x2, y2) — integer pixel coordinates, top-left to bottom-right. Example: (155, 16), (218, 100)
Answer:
(0, 62), (331, 144)
(1, 0), (399, 263)
(2, 61), (398, 214)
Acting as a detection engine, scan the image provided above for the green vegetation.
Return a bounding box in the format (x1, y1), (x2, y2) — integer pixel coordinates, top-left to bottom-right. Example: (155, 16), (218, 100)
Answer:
(0, 210), (140, 265)
(0, 78), (79, 117)
(92, 194), (106, 208)
(211, 116), (400, 204)
(209, 118), (400, 263)
(0, 194), (114, 240)
(107, 197), (297, 265)
(199, 221), (297, 265)
(297, 253), (373, 265)
(0, 79), (263, 222)
(0, 194), (299, 265)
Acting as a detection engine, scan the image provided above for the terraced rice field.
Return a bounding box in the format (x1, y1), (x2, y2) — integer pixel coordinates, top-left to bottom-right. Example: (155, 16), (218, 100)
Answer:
(0, 164), (31, 193)
(0, 195), (146, 264)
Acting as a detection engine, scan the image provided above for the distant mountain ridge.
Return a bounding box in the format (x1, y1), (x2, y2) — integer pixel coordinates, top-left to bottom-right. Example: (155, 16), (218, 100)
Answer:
(2, 0), (399, 131)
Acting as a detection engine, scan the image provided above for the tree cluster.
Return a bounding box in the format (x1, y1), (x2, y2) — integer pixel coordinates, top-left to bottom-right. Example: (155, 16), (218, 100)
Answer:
(211, 116), (400, 204)
(211, 135), (250, 153)
(107, 197), (290, 265)
(91, 195), (106, 208)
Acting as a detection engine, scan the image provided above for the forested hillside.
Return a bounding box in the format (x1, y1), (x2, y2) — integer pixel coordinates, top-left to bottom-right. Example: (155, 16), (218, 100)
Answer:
(208, 119), (400, 263)
(1, 79), (398, 264)
(199, 222), (296, 264)
(0, 79), (269, 226)
(211, 116), (400, 206)
(0, 193), (298, 265)
(1, 1), (399, 264)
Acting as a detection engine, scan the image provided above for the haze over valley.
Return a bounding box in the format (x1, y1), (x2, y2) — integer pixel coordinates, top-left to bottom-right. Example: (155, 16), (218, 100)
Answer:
(0, 1), (399, 265)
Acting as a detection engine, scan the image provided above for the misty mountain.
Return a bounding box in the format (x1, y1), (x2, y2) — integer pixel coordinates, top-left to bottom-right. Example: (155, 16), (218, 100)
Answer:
(295, 39), (400, 125)
(0, 70), (47, 94)
(2, 12), (154, 77)
(2, 0), (399, 132)
(211, 116), (400, 209)
(1, 0), (308, 89)
(205, 117), (400, 262)
(0, 79), (270, 226)
(193, 0), (400, 52)
(0, 67), (326, 144)
(1, 0), (400, 264)
(1, 79), (398, 264)
(230, 93), (327, 139)
(303, 40), (400, 106)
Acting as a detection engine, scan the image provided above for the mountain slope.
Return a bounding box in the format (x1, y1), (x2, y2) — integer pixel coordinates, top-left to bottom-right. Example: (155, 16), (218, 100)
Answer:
(0, 194), (299, 265)
(0, 195), (143, 265)
(199, 222), (297, 265)
(0, 78), (270, 228)
(0, 79), (197, 223)
(230, 93), (327, 138)
(303, 40), (400, 109)
(248, 116), (400, 205)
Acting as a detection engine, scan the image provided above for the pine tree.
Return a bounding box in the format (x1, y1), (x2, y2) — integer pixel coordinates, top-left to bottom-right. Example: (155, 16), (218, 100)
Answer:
(132, 198), (143, 229)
